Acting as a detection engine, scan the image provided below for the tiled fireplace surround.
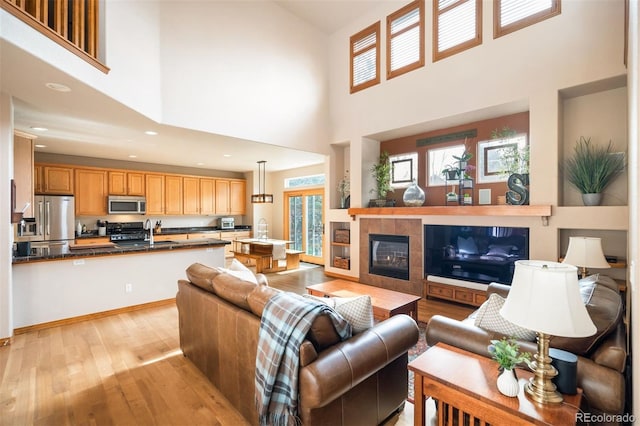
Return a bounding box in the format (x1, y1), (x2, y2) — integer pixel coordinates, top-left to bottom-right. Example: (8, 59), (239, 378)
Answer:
(359, 218), (423, 297)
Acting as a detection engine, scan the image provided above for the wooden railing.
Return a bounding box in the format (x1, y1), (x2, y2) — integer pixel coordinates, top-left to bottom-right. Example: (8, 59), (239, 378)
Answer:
(1, 0), (108, 73)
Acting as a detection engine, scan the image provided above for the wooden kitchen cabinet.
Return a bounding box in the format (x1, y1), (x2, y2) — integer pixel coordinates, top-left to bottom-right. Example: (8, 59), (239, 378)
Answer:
(109, 171), (145, 196)
(215, 179), (246, 215)
(145, 173), (165, 215)
(229, 179), (246, 215)
(75, 168), (108, 215)
(36, 165), (74, 195)
(127, 172), (145, 195)
(165, 175), (183, 215)
(13, 133), (34, 217)
(200, 178), (216, 215)
(74, 237), (110, 246)
(183, 176), (200, 215)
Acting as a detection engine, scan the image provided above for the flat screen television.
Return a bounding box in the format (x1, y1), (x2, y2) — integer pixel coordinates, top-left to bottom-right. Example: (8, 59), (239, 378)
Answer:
(424, 225), (529, 285)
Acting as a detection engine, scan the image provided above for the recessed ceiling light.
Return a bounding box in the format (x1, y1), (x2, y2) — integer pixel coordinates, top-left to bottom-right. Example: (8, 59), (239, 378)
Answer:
(145, 130), (158, 136)
(34, 144), (47, 148)
(45, 82), (71, 92)
(128, 154), (137, 158)
(196, 162), (204, 166)
(223, 154), (232, 158)
(30, 126), (48, 132)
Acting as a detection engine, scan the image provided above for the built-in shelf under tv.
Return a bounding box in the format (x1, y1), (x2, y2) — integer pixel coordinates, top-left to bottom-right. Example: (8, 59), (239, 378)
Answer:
(424, 224), (529, 286)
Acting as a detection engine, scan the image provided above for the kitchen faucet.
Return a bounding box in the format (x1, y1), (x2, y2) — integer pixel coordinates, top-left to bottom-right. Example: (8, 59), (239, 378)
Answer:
(144, 218), (154, 246)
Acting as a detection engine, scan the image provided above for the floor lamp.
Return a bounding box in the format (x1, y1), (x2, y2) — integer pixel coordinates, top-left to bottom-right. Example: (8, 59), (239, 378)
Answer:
(500, 260), (596, 404)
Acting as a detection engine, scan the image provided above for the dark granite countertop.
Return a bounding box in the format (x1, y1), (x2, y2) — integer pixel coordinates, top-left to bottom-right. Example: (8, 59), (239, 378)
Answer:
(12, 238), (230, 264)
(74, 225), (251, 239)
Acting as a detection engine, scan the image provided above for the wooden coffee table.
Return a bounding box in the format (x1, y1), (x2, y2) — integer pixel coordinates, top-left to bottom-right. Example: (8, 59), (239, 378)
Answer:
(409, 343), (582, 426)
(306, 280), (421, 321)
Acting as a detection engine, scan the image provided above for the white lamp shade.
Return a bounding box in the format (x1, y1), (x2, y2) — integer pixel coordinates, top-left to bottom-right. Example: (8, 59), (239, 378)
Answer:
(562, 237), (610, 269)
(500, 260), (596, 338)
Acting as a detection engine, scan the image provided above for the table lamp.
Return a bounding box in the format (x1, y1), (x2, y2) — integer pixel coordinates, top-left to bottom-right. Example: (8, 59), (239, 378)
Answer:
(562, 236), (610, 279)
(500, 260), (596, 404)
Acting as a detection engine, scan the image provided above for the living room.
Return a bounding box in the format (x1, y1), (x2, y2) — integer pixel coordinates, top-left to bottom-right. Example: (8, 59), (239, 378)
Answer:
(1, 0), (639, 424)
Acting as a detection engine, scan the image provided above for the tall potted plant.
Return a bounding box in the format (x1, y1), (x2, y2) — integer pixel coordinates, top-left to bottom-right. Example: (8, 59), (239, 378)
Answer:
(370, 151), (393, 206)
(565, 137), (625, 206)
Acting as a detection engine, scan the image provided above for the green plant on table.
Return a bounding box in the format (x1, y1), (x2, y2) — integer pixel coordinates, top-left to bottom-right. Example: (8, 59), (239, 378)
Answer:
(488, 337), (531, 371)
(565, 136), (625, 194)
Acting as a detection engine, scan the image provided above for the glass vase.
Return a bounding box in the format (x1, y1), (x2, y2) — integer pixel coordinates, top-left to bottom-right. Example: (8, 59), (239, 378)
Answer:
(403, 180), (425, 207)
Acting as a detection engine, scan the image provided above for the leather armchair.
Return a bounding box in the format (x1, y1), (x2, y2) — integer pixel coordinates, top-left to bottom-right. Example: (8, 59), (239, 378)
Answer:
(425, 275), (627, 417)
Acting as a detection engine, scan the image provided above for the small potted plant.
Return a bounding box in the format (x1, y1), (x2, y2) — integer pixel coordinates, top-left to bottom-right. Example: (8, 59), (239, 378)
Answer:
(370, 151), (394, 206)
(488, 337), (531, 397)
(564, 136), (625, 206)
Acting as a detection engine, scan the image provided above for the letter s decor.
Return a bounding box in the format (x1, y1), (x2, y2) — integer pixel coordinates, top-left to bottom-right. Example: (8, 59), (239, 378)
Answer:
(506, 173), (529, 205)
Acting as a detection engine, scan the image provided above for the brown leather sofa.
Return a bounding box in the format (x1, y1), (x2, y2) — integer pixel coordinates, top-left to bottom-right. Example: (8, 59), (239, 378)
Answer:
(425, 275), (627, 417)
(176, 263), (420, 425)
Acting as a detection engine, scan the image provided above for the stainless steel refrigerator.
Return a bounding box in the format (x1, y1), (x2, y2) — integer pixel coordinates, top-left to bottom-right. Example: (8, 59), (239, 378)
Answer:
(32, 195), (75, 252)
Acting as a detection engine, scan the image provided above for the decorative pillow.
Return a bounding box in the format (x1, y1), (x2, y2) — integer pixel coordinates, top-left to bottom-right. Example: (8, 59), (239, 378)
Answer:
(474, 293), (536, 341)
(457, 236), (479, 255)
(486, 244), (517, 256)
(218, 258), (258, 284)
(305, 294), (374, 334)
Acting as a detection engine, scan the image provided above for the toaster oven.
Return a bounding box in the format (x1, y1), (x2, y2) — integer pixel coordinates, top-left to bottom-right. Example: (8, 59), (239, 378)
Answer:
(219, 217), (234, 229)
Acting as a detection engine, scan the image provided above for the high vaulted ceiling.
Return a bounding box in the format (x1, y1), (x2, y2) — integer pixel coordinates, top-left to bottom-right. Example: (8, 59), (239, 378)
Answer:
(4, 1), (392, 174)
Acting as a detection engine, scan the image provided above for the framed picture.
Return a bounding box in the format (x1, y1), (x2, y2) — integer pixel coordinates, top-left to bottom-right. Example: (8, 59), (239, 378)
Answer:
(391, 158), (414, 184)
(476, 136), (527, 183)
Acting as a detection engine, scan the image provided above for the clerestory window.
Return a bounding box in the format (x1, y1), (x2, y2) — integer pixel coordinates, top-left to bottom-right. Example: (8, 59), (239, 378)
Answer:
(387, 0), (425, 80)
(350, 22), (381, 94)
(433, 0), (482, 62)
(494, 0), (561, 38)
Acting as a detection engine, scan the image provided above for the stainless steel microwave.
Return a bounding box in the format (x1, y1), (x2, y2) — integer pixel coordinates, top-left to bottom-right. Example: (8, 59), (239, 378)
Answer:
(108, 196), (146, 215)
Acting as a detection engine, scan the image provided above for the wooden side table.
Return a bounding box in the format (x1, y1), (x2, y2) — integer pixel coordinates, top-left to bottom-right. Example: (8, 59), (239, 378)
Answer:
(408, 343), (582, 426)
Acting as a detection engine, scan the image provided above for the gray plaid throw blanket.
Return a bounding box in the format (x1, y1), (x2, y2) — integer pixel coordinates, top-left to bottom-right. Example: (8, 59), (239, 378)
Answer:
(255, 292), (352, 426)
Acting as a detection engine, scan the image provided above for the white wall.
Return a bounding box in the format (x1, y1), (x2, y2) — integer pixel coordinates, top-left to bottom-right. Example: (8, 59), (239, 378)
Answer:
(157, 1), (330, 154)
(0, 93), (14, 339)
(0, 1), (330, 154)
(628, 0), (639, 419)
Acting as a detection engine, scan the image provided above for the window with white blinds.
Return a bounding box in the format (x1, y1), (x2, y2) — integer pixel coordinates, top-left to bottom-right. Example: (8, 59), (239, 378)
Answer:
(387, 0), (424, 80)
(350, 22), (381, 93)
(433, 0), (482, 62)
(494, 0), (561, 38)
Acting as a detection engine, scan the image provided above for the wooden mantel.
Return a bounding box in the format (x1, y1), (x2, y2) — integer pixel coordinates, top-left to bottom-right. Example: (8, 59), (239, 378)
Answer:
(347, 205), (552, 223)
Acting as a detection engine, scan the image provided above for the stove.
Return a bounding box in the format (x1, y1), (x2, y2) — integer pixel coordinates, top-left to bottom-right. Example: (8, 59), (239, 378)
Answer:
(107, 221), (147, 243)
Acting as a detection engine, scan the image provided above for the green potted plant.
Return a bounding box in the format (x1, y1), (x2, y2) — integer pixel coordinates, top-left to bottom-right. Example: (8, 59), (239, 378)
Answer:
(564, 136), (625, 206)
(370, 151), (394, 206)
(488, 337), (531, 397)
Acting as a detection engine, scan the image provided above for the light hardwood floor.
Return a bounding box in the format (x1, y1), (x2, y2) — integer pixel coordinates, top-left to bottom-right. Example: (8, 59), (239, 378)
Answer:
(0, 263), (472, 425)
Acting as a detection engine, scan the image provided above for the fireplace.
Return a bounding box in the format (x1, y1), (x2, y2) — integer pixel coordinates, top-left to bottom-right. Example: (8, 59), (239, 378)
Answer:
(369, 234), (410, 280)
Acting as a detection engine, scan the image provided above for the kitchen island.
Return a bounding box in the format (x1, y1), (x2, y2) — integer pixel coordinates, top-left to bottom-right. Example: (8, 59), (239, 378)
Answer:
(12, 238), (229, 330)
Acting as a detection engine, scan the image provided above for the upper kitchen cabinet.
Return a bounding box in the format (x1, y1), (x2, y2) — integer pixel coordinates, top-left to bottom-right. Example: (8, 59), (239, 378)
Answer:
(216, 179), (246, 215)
(145, 173), (165, 215)
(75, 168), (108, 215)
(229, 180), (246, 215)
(13, 132), (34, 217)
(200, 178), (216, 215)
(108, 171), (145, 196)
(183, 176), (200, 215)
(165, 175), (183, 215)
(35, 164), (74, 195)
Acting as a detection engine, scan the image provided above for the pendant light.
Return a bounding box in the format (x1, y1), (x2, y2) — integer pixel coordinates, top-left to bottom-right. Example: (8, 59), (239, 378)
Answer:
(251, 160), (273, 203)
